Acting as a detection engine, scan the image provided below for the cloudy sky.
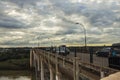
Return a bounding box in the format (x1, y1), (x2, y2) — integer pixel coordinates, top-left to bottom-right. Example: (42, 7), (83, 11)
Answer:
(0, 0), (120, 47)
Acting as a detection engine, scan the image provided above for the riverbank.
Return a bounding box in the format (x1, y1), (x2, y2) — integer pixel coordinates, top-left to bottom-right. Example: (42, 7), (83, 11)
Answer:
(0, 58), (30, 70)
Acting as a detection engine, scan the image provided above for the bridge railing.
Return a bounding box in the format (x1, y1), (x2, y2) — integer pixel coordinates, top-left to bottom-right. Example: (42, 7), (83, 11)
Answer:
(31, 48), (119, 80)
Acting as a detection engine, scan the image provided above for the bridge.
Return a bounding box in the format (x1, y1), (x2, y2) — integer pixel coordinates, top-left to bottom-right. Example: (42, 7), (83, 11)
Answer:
(30, 48), (119, 80)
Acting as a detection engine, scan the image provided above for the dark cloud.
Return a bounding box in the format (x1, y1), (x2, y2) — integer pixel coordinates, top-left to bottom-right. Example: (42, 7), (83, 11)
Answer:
(0, 19), (28, 29)
(7, 0), (37, 8)
(55, 23), (83, 35)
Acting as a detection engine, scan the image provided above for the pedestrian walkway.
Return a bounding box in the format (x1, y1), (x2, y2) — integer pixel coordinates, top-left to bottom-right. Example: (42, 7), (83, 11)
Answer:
(101, 72), (120, 80)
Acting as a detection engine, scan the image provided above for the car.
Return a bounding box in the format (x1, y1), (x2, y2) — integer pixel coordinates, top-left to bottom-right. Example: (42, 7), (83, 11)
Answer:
(45, 47), (51, 51)
(52, 45), (70, 56)
(96, 47), (111, 57)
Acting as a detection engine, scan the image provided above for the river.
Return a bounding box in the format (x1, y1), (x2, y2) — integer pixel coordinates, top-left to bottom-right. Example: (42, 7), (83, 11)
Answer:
(0, 70), (35, 80)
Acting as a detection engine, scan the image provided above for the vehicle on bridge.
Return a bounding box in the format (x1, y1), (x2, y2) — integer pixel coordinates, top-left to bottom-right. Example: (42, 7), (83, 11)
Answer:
(45, 47), (51, 51)
(96, 47), (111, 57)
(52, 45), (70, 56)
(109, 43), (120, 70)
(110, 43), (120, 57)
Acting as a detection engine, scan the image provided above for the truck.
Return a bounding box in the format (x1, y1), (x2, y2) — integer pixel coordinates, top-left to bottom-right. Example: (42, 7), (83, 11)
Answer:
(52, 45), (70, 56)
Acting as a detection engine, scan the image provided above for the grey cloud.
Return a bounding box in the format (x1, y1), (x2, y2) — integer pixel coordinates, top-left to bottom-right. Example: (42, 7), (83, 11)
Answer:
(55, 29), (78, 35)
(104, 28), (120, 36)
(0, 18), (28, 29)
(55, 23), (82, 36)
(87, 28), (102, 35)
(0, 3), (31, 29)
(49, 0), (120, 28)
(7, 0), (37, 8)
(44, 20), (56, 27)
(87, 10), (115, 27)
(49, 0), (86, 16)
(0, 0), (120, 47)
(87, 37), (105, 44)
(0, 10), (33, 29)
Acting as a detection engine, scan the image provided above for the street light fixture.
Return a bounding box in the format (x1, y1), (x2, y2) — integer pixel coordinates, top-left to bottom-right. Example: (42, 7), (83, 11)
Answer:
(76, 23), (87, 51)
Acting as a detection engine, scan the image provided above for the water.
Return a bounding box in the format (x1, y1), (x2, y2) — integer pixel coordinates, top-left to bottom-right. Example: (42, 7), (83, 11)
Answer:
(0, 70), (34, 80)
(0, 76), (30, 80)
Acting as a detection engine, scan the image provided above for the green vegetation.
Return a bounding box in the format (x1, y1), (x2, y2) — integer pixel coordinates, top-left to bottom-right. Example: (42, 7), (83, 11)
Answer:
(0, 70), (31, 76)
(0, 48), (30, 70)
(0, 59), (30, 70)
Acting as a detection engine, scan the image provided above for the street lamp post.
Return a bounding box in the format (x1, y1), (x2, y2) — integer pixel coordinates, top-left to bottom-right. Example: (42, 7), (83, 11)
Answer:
(37, 36), (40, 48)
(76, 23), (87, 51)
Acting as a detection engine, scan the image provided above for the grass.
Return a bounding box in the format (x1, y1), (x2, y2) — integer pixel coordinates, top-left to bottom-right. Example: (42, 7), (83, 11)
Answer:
(0, 58), (30, 70)
(0, 70), (31, 76)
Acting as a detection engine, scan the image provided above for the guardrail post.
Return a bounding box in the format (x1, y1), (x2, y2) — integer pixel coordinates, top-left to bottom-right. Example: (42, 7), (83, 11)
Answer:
(76, 57), (79, 80)
(50, 54), (52, 61)
(30, 50), (33, 68)
(55, 54), (59, 80)
(41, 57), (45, 80)
(100, 68), (105, 79)
(48, 53), (54, 80)
(33, 52), (36, 67)
(35, 60), (38, 80)
(73, 57), (79, 80)
(73, 57), (76, 80)
(55, 54), (61, 80)
(33, 53), (38, 80)
(49, 64), (54, 80)
(63, 58), (65, 67)
(37, 55), (40, 71)
(89, 47), (93, 63)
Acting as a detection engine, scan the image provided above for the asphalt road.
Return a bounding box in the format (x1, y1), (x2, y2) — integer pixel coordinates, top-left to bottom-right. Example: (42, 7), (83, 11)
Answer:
(67, 52), (109, 67)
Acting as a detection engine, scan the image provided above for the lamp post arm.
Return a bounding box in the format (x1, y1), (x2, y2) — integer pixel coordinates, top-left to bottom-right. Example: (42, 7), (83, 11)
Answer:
(81, 24), (87, 48)
(76, 23), (87, 49)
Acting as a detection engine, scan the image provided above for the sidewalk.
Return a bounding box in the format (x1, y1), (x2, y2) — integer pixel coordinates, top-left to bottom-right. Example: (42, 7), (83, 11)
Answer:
(101, 72), (120, 80)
